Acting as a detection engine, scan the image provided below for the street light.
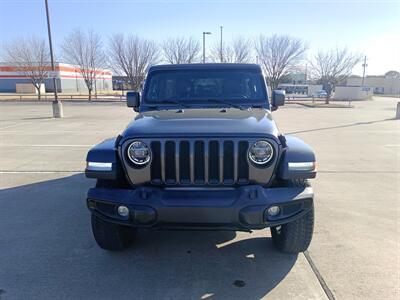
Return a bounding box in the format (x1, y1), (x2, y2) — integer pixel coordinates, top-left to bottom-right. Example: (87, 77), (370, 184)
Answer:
(45, 0), (63, 118)
(202, 31), (212, 63)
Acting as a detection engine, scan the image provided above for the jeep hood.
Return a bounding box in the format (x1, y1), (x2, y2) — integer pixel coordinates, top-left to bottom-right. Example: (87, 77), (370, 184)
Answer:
(121, 108), (279, 138)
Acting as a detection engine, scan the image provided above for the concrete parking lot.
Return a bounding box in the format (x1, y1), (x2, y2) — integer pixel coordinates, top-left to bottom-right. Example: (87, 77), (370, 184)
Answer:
(0, 97), (399, 299)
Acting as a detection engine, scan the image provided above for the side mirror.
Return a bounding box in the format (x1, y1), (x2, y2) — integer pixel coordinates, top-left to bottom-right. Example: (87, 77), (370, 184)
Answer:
(126, 91), (140, 112)
(271, 90), (285, 111)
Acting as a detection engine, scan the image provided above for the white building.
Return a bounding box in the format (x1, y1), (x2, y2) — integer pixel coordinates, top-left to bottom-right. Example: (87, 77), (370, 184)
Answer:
(346, 73), (400, 95)
(334, 86), (373, 100)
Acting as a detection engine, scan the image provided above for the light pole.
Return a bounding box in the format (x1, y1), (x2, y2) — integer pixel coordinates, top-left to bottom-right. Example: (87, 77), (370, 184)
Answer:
(220, 26), (223, 63)
(45, 0), (63, 118)
(361, 56), (367, 87)
(202, 31), (212, 63)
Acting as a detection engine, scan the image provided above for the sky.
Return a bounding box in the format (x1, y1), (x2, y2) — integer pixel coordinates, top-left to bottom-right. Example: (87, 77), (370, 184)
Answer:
(0, 0), (399, 75)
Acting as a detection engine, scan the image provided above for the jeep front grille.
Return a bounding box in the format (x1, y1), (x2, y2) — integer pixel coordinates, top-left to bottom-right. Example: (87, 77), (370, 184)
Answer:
(149, 140), (249, 185)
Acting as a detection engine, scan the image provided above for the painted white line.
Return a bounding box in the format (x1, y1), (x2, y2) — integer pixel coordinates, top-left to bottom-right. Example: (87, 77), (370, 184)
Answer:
(0, 123), (28, 130)
(0, 118), (52, 130)
(0, 130), (77, 133)
(0, 171), (82, 174)
(0, 144), (93, 147)
(0, 130), (119, 133)
(348, 130), (400, 133)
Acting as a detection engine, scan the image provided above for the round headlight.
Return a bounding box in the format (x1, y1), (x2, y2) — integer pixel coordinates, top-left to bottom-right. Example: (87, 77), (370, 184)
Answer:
(127, 141), (151, 165)
(249, 140), (274, 165)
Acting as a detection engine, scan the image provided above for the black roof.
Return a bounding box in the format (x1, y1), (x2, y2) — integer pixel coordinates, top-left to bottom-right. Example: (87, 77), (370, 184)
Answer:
(148, 63), (262, 72)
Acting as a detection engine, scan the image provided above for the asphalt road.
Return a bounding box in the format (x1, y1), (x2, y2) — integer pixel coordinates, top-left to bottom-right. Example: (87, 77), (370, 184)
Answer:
(0, 97), (399, 299)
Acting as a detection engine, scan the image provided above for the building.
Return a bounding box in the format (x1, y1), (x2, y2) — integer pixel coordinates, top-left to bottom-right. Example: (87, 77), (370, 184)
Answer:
(277, 84), (323, 97)
(346, 73), (400, 95)
(112, 76), (131, 91)
(0, 62), (113, 93)
(280, 72), (307, 85)
(334, 86), (373, 100)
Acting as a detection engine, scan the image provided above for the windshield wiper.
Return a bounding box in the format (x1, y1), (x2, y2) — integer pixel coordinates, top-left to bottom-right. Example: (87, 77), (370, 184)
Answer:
(161, 100), (191, 109)
(206, 99), (245, 110)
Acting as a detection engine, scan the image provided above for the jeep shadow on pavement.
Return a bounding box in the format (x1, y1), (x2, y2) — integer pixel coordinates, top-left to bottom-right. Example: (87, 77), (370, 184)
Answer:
(0, 174), (299, 299)
(85, 63), (317, 254)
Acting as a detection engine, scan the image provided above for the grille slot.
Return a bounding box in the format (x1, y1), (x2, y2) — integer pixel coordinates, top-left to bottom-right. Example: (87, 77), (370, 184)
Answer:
(165, 141), (176, 184)
(150, 139), (249, 185)
(238, 141), (249, 184)
(208, 141), (220, 184)
(150, 142), (162, 184)
(223, 141), (234, 184)
(194, 141), (205, 184)
(179, 141), (190, 184)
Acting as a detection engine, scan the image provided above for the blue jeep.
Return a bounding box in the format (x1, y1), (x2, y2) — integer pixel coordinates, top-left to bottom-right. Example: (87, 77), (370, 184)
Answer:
(85, 64), (316, 254)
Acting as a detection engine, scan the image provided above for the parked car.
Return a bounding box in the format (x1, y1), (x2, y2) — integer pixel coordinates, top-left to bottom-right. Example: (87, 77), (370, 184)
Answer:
(85, 64), (317, 254)
(314, 90), (328, 98)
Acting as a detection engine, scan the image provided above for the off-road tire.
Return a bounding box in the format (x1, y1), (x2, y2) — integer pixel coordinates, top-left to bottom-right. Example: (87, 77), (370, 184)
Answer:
(91, 214), (136, 251)
(270, 179), (314, 254)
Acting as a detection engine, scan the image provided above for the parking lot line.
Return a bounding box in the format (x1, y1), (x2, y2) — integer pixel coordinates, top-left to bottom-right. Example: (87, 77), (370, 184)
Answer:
(0, 118), (51, 130)
(0, 144), (93, 147)
(304, 251), (335, 300)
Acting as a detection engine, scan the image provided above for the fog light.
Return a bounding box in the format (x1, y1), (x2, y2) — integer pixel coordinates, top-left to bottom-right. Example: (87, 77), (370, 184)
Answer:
(117, 206), (130, 217)
(267, 205), (280, 216)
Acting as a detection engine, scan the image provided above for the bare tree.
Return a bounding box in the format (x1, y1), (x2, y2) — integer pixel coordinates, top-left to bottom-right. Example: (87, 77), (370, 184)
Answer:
(385, 70), (400, 78)
(61, 29), (107, 100)
(3, 37), (49, 100)
(109, 34), (160, 91)
(310, 48), (362, 103)
(255, 34), (307, 91)
(211, 37), (253, 63)
(162, 36), (200, 64)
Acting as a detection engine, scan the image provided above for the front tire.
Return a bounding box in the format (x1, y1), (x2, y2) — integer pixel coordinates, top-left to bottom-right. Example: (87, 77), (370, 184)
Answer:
(91, 214), (136, 251)
(270, 179), (314, 254)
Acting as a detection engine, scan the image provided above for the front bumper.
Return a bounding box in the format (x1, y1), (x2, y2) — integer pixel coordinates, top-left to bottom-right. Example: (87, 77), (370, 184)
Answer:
(87, 185), (313, 231)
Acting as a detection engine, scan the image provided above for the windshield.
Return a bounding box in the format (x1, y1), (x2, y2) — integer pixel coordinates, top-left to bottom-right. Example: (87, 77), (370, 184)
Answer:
(143, 69), (267, 105)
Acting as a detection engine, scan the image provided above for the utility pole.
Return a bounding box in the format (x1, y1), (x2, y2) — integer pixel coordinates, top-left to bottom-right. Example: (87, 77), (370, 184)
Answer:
(45, 0), (63, 118)
(220, 26), (223, 63)
(202, 31), (211, 63)
(361, 56), (367, 87)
